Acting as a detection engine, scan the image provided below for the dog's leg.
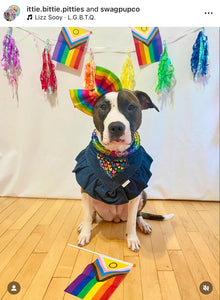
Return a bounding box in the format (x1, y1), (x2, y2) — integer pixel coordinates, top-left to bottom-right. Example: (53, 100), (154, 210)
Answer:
(78, 192), (94, 247)
(136, 215), (152, 234)
(126, 195), (141, 252)
(136, 191), (152, 234)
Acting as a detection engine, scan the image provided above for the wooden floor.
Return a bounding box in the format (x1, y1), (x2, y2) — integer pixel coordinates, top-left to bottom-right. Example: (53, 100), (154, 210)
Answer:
(0, 198), (219, 300)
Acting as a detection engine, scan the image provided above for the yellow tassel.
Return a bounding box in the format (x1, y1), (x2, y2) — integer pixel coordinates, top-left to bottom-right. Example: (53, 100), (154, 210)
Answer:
(120, 50), (135, 90)
(84, 48), (95, 90)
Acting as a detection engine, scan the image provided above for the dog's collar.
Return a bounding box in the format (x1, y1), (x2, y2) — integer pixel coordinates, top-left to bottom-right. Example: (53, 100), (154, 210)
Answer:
(91, 130), (140, 157)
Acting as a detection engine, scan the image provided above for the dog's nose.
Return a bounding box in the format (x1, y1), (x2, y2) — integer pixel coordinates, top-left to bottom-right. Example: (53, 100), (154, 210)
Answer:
(108, 122), (125, 137)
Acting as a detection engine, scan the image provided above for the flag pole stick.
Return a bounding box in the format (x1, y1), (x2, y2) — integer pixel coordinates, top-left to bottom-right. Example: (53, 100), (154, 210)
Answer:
(68, 243), (134, 267)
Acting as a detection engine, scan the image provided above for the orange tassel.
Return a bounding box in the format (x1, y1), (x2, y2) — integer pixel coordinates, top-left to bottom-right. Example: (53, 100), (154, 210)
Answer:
(84, 48), (95, 90)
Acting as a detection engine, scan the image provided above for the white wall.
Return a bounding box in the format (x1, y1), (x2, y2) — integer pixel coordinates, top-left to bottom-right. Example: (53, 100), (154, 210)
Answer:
(0, 27), (219, 200)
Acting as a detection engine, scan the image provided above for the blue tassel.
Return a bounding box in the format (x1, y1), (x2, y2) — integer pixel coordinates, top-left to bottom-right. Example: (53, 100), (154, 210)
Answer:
(191, 28), (209, 82)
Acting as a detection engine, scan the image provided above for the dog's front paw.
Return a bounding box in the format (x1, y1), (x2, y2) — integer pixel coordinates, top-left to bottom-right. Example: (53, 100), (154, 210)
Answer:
(78, 231), (91, 247)
(77, 223), (83, 233)
(127, 234), (141, 252)
(77, 223), (92, 247)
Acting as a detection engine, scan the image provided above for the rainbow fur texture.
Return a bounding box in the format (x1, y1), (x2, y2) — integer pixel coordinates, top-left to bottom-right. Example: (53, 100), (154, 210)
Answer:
(70, 66), (122, 116)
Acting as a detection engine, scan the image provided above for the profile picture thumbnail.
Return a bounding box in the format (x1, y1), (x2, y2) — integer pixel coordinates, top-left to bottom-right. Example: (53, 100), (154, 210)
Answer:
(4, 5), (20, 21)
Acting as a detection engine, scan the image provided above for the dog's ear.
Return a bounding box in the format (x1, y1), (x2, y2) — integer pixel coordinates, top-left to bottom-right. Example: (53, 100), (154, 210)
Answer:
(134, 91), (159, 112)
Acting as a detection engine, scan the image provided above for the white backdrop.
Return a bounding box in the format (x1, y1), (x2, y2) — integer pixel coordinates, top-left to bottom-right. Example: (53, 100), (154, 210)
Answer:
(0, 27), (219, 201)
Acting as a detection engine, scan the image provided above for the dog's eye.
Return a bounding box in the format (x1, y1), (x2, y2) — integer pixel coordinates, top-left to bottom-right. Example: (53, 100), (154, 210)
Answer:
(100, 103), (107, 111)
(128, 104), (137, 111)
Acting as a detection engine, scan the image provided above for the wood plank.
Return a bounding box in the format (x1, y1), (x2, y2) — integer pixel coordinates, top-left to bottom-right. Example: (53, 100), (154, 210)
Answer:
(139, 232), (162, 300)
(0, 229), (18, 252)
(10, 199), (44, 230)
(0, 197), (218, 300)
(108, 221), (124, 260)
(0, 198), (24, 223)
(23, 201), (78, 300)
(144, 200), (157, 214)
(172, 201), (198, 232)
(124, 256), (142, 300)
(169, 250), (201, 300)
(54, 208), (82, 278)
(0, 199), (33, 236)
(43, 278), (69, 300)
(164, 201), (219, 300)
(0, 197), (16, 213)
(198, 210), (219, 237)
(152, 201), (180, 250)
(2, 253), (46, 300)
(92, 221), (112, 258)
(150, 223), (173, 271)
(34, 200), (74, 253)
(0, 232), (43, 299)
(188, 232), (219, 295)
(0, 200), (53, 274)
(39, 199), (66, 225)
(185, 202), (219, 262)
(158, 271), (182, 300)
(149, 220), (172, 271)
(193, 202), (208, 211)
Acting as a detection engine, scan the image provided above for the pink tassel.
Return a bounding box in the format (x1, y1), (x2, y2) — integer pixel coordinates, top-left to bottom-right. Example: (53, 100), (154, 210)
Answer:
(40, 41), (57, 95)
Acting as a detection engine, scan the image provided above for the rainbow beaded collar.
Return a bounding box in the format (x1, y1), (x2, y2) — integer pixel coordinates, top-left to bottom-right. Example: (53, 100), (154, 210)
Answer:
(92, 130), (140, 157)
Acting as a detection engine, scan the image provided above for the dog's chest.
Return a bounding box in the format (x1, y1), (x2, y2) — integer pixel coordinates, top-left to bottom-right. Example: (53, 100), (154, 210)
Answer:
(92, 199), (128, 222)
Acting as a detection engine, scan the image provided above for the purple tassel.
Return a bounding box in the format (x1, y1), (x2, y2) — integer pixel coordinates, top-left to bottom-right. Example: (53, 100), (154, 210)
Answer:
(1, 31), (21, 97)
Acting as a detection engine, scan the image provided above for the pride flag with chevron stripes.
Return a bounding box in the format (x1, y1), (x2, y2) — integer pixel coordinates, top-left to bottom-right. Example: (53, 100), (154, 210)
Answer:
(64, 255), (133, 299)
(131, 27), (163, 66)
(52, 27), (90, 69)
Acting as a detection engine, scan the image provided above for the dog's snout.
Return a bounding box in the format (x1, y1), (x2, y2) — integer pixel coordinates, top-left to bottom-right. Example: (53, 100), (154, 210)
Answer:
(108, 122), (125, 137)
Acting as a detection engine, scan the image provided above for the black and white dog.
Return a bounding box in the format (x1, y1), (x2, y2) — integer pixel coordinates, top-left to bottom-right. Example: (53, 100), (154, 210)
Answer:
(74, 89), (174, 252)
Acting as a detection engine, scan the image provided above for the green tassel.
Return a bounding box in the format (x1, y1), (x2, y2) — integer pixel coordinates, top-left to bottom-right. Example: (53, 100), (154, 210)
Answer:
(155, 41), (174, 95)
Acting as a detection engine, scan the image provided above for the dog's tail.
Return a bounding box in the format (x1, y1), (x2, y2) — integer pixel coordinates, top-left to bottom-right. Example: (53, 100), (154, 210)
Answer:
(141, 212), (174, 221)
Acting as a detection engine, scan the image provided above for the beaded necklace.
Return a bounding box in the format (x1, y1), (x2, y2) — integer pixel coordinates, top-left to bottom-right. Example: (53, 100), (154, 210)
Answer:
(92, 130), (140, 157)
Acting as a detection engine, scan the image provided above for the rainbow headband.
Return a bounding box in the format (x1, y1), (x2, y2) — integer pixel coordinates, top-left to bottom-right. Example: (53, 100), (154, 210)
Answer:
(69, 66), (122, 116)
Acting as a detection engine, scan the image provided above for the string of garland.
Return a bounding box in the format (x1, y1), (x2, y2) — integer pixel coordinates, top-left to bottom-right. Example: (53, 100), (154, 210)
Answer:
(40, 41), (57, 95)
(120, 49), (135, 90)
(1, 30), (21, 99)
(16, 27), (202, 53)
(155, 41), (174, 95)
(191, 28), (209, 82)
(0, 27), (210, 102)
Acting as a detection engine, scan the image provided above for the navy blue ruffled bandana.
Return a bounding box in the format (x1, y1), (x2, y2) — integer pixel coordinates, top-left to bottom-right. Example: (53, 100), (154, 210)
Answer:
(73, 134), (153, 205)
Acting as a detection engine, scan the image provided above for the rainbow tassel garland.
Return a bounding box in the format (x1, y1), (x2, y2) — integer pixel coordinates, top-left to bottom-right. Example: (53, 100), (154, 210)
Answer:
(84, 49), (95, 90)
(120, 50), (135, 90)
(155, 41), (174, 95)
(1, 30), (21, 97)
(191, 28), (209, 82)
(40, 41), (57, 95)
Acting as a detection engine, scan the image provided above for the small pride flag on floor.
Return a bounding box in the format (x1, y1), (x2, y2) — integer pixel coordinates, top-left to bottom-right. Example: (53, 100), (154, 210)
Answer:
(65, 245), (133, 300)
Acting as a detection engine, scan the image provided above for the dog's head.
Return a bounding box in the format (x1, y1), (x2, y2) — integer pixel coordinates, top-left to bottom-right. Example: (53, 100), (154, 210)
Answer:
(93, 89), (159, 151)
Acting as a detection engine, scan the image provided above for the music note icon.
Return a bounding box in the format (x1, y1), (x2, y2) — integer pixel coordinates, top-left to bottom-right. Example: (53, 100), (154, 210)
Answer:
(27, 14), (32, 20)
